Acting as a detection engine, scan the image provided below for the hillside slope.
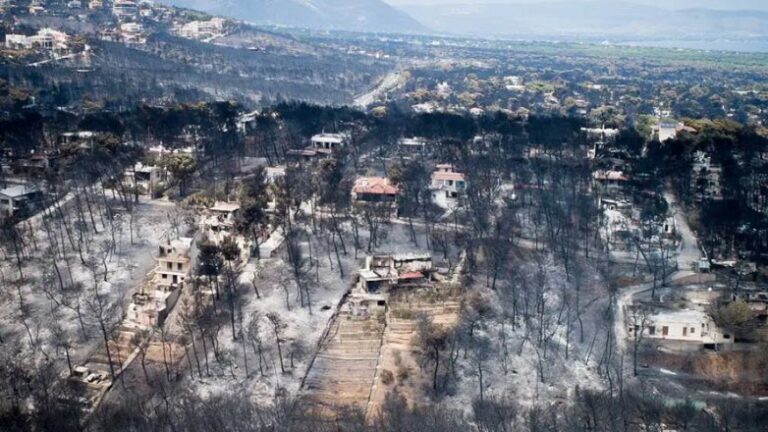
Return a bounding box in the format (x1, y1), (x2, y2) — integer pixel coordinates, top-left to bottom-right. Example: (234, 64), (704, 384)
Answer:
(165, 0), (427, 34)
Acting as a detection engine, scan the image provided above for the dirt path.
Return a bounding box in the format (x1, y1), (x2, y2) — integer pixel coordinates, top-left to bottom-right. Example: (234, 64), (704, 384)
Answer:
(664, 189), (701, 272)
(614, 188), (702, 368)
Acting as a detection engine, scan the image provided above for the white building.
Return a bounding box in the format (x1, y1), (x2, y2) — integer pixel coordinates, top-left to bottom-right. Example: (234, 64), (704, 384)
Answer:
(581, 126), (620, 141)
(628, 309), (732, 347)
(119, 22), (146, 45)
(430, 164), (466, 210)
(0, 185), (43, 217)
(176, 18), (227, 40)
(311, 132), (349, 153)
(5, 28), (70, 51)
(112, 0), (138, 19)
(655, 121), (697, 143)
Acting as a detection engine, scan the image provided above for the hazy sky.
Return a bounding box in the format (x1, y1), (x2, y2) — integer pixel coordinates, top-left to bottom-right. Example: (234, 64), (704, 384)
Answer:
(386, 0), (768, 10)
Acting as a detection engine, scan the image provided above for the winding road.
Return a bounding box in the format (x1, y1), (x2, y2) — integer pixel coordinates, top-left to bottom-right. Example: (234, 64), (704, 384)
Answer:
(353, 69), (406, 108)
(614, 189), (701, 359)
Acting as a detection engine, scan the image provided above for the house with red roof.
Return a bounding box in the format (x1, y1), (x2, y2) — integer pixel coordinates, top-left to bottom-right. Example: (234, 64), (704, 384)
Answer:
(351, 176), (399, 204)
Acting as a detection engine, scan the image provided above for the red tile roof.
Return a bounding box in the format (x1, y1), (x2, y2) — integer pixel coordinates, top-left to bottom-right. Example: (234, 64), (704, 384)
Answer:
(398, 271), (424, 280)
(353, 177), (399, 195)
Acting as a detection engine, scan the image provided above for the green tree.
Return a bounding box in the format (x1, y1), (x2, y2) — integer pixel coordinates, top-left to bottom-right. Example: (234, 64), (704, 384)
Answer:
(710, 300), (756, 340)
(197, 238), (223, 299)
(236, 167), (269, 258)
(166, 154), (197, 196)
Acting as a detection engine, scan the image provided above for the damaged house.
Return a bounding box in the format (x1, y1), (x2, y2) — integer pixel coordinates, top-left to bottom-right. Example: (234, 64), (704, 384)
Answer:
(430, 164), (466, 210)
(357, 254), (433, 294)
(128, 237), (193, 327)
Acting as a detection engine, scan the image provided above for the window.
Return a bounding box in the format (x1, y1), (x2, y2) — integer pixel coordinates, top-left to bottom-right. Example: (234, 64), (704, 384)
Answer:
(162, 274), (167, 279)
(683, 327), (688, 337)
(690, 327), (695, 335)
(166, 262), (172, 270)
(648, 326), (655, 335)
(662, 326), (669, 337)
(177, 263), (183, 271)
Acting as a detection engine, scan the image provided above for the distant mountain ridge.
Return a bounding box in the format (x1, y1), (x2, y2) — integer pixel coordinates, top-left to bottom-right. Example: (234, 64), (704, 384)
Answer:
(401, 1), (768, 43)
(163, 0), (427, 34)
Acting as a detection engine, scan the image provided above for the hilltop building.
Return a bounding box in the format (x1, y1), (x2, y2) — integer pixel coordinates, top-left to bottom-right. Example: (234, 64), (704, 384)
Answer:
(5, 28), (70, 51)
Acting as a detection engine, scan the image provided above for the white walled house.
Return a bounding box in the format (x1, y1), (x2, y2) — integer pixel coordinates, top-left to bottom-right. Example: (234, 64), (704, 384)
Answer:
(5, 28), (70, 51)
(288, 132), (350, 159)
(430, 164), (466, 210)
(628, 309), (732, 348)
(175, 17), (227, 40)
(311, 133), (348, 153)
(112, 0), (138, 19)
(0, 185), (44, 217)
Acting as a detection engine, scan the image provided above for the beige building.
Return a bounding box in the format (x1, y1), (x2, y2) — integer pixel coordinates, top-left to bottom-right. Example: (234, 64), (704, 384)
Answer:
(155, 238), (193, 289)
(128, 237), (193, 327)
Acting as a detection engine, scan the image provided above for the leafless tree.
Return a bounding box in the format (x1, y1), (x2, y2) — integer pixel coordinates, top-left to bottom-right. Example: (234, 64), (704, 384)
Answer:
(267, 312), (287, 374)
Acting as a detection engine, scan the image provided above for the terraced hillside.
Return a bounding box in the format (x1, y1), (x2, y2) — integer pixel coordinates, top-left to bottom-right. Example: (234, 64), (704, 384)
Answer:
(369, 291), (461, 417)
(302, 296), (387, 416)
